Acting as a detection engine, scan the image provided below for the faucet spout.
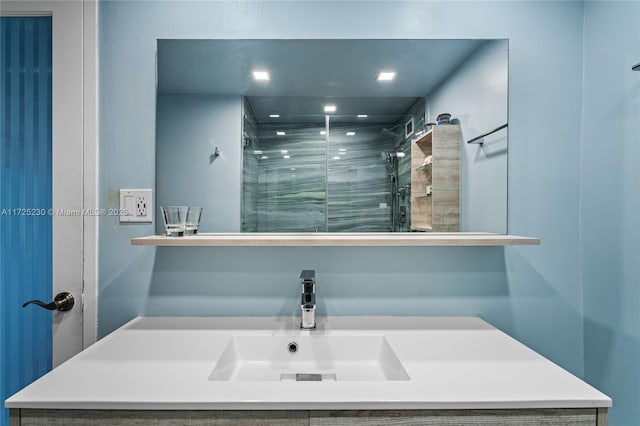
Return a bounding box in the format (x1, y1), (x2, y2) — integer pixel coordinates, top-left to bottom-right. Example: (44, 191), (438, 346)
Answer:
(300, 270), (316, 330)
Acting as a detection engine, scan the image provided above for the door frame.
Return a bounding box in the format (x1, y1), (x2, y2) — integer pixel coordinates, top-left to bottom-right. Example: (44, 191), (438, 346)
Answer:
(0, 0), (98, 366)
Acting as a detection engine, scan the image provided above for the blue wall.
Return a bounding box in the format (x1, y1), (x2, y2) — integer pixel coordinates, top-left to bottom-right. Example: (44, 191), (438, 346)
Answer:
(581, 2), (640, 425)
(156, 94), (243, 233)
(427, 40), (508, 233)
(99, 0), (586, 391)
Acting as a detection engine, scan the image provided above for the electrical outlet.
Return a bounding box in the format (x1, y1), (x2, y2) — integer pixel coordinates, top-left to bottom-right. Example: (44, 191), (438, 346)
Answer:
(137, 195), (147, 216)
(120, 189), (153, 223)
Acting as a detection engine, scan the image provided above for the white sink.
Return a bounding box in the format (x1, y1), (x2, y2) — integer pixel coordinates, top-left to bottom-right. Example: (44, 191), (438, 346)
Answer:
(209, 334), (410, 382)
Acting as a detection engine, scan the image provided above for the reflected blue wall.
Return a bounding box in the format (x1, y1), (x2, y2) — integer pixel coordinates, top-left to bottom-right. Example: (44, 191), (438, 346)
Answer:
(428, 40), (509, 233)
(98, 0), (585, 390)
(156, 94), (242, 233)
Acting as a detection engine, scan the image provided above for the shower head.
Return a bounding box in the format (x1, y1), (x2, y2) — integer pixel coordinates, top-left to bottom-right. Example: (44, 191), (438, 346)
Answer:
(380, 128), (402, 142)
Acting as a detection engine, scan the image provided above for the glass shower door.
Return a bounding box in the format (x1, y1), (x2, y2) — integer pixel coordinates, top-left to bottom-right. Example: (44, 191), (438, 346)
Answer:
(242, 107), (328, 232)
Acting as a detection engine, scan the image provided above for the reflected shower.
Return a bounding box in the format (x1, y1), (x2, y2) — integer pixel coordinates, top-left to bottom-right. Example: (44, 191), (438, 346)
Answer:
(382, 150), (409, 232)
(380, 127), (403, 145)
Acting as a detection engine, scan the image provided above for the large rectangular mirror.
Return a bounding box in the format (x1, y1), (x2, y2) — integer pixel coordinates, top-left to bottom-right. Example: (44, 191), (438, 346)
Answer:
(156, 39), (508, 234)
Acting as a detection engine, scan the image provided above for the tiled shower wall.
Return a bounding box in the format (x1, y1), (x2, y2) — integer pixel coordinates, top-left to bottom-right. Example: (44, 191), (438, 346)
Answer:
(244, 119), (408, 232)
(249, 122), (327, 232)
(327, 123), (397, 232)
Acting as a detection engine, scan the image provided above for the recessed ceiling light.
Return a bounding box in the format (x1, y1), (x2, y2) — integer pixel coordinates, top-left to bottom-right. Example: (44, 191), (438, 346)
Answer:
(324, 105), (337, 113)
(281, 150), (288, 154)
(346, 131), (356, 136)
(357, 114), (368, 118)
(333, 156), (341, 160)
(269, 114), (280, 118)
(252, 71), (270, 81)
(276, 131), (286, 136)
(396, 152), (406, 158)
(283, 155), (290, 159)
(320, 130), (327, 135)
(253, 150), (263, 155)
(260, 156), (268, 159)
(376, 71), (396, 81)
(338, 148), (347, 152)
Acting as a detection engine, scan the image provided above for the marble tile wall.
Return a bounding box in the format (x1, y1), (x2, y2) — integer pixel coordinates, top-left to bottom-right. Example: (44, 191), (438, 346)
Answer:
(245, 121), (400, 232)
(327, 124), (396, 232)
(241, 98), (426, 232)
(252, 122), (327, 232)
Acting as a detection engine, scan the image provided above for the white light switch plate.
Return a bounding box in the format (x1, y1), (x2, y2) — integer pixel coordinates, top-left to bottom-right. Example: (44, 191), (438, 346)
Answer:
(120, 189), (153, 223)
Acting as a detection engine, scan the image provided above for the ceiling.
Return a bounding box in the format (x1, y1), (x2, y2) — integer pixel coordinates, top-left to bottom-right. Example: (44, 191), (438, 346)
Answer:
(157, 39), (490, 122)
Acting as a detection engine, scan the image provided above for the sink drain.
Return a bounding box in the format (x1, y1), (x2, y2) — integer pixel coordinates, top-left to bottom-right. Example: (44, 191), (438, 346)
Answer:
(280, 373), (338, 382)
(287, 341), (298, 353)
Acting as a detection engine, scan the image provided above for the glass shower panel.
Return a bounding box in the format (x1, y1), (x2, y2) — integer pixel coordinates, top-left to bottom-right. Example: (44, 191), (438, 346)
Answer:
(241, 98), (427, 233)
(242, 114), (327, 232)
(327, 119), (399, 232)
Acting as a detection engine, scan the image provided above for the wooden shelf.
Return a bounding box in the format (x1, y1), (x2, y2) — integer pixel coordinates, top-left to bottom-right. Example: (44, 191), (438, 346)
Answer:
(131, 233), (540, 247)
(415, 163), (432, 173)
(413, 130), (433, 146)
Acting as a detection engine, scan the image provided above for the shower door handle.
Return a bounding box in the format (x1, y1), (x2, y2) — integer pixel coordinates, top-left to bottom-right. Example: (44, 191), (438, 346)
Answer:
(22, 292), (75, 311)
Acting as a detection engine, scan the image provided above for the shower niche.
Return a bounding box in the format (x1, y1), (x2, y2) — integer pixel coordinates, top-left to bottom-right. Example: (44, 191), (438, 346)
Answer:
(410, 125), (461, 232)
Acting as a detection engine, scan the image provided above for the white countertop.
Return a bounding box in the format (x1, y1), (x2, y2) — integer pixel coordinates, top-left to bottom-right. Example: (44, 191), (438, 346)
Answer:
(6, 316), (611, 410)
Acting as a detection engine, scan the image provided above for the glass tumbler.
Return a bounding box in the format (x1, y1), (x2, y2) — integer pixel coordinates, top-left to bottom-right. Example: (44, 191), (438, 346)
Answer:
(160, 206), (188, 237)
(185, 207), (203, 235)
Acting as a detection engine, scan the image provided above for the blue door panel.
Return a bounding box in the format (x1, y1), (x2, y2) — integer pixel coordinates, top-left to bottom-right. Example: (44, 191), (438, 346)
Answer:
(0, 17), (52, 426)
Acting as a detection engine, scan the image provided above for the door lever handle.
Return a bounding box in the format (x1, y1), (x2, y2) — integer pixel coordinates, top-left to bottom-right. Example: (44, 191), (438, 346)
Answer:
(22, 292), (74, 311)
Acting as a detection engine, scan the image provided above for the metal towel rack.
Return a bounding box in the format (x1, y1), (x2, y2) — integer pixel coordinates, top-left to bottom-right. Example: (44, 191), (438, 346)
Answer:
(466, 123), (508, 145)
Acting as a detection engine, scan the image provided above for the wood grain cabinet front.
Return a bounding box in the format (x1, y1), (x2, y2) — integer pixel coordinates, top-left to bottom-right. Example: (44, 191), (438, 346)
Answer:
(11, 408), (608, 426)
(410, 125), (461, 232)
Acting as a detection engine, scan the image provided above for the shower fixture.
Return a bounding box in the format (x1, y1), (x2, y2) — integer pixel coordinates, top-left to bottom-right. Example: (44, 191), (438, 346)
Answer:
(382, 150), (408, 232)
(380, 128), (403, 142)
(381, 151), (404, 162)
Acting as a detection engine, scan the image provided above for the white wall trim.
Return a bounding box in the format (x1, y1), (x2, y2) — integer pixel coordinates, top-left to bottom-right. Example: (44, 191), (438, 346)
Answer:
(0, 0), (99, 360)
(82, 0), (98, 350)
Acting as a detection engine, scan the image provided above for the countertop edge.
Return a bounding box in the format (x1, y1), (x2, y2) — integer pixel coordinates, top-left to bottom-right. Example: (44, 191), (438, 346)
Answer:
(6, 400), (612, 410)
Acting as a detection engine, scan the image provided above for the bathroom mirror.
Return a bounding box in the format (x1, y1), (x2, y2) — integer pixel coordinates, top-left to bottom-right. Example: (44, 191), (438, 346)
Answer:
(156, 39), (508, 234)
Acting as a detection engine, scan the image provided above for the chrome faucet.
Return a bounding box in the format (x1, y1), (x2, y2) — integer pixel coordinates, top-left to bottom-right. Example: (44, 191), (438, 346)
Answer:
(299, 270), (316, 329)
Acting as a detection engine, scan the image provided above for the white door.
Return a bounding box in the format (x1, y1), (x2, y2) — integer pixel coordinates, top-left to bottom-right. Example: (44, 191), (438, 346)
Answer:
(0, 1), (97, 368)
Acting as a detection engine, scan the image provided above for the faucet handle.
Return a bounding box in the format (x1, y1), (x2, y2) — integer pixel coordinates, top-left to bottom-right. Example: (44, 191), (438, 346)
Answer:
(300, 269), (315, 282)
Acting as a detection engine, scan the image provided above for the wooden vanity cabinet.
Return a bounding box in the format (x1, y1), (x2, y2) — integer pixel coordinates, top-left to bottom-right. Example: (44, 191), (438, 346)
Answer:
(11, 407), (608, 426)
